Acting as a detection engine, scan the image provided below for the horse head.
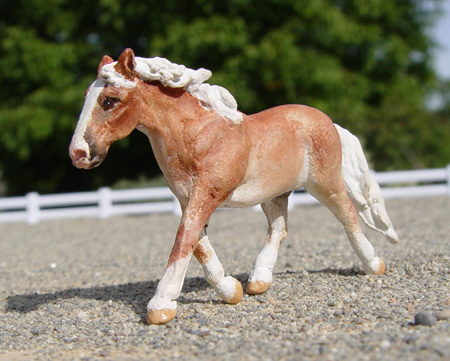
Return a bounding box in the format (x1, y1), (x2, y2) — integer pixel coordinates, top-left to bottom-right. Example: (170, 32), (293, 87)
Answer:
(69, 48), (142, 169)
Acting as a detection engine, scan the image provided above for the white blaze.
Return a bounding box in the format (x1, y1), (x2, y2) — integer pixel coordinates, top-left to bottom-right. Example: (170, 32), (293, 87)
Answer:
(70, 78), (106, 158)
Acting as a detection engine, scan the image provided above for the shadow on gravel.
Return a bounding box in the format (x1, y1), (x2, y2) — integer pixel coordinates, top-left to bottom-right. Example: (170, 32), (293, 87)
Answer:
(4, 268), (361, 323)
(308, 267), (364, 276)
(5, 277), (212, 324)
(271, 267), (364, 277)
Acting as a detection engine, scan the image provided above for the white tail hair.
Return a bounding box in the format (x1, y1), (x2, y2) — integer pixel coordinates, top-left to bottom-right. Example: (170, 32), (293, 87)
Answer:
(334, 124), (399, 244)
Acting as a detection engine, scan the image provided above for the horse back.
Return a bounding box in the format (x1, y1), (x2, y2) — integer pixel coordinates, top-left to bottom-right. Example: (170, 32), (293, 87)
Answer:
(225, 104), (342, 207)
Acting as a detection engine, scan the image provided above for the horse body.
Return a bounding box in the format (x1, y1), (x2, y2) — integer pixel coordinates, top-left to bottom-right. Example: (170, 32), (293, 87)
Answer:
(135, 84), (312, 209)
(225, 105), (324, 207)
(134, 81), (251, 209)
(69, 49), (399, 325)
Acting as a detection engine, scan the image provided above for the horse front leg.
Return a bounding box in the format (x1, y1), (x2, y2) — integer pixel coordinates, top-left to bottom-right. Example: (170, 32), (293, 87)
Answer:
(146, 189), (222, 325)
(194, 227), (243, 304)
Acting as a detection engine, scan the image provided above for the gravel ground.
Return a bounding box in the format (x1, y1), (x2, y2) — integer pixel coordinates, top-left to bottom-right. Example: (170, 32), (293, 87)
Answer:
(0, 196), (449, 361)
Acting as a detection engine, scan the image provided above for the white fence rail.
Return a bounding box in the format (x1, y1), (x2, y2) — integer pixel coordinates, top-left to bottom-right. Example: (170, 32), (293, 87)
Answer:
(289, 166), (450, 207)
(1, 166), (449, 224)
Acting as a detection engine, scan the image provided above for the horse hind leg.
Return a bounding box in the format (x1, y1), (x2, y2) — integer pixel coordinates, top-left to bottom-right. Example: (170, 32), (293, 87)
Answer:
(247, 192), (290, 295)
(194, 227), (243, 304)
(306, 181), (385, 275)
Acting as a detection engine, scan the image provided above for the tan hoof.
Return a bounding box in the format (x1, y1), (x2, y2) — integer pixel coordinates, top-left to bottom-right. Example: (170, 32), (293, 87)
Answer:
(246, 280), (271, 295)
(374, 258), (386, 275)
(147, 308), (177, 325)
(225, 280), (243, 304)
(216, 277), (243, 304)
(214, 276), (244, 305)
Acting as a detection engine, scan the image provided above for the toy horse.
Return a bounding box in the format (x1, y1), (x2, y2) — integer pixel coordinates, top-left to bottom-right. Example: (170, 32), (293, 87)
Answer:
(69, 48), (398, 325)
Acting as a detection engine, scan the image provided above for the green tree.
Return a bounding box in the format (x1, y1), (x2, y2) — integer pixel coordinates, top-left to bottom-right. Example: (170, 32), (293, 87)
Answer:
(0, 0), (448, 195)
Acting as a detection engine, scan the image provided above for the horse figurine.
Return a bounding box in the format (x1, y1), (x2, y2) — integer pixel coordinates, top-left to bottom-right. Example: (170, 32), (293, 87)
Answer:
(69, 48), (399, 325)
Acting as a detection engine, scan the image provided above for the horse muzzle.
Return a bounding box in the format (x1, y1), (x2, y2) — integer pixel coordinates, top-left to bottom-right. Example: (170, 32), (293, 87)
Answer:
(70, 148), (104, 169)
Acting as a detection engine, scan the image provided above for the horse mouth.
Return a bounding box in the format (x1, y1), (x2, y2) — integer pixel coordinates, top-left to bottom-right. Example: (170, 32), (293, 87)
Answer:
(72, 156), (104, 169)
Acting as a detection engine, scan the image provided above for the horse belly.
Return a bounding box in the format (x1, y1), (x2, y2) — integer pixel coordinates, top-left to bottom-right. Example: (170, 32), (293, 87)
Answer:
(222, 183), (290, 208)
(222, 149), (308, 208)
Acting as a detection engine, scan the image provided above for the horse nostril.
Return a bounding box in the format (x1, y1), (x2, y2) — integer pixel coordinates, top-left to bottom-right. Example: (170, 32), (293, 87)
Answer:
(72, 149), (88, 161)
(74, 149), (88, 161)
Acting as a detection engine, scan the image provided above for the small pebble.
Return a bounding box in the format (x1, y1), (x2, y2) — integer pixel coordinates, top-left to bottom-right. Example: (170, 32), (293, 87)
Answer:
(30, 327), (46, 336)
(435, 309), (450, 321)
(414, 311), (437, 326)
(77, 311), (89, 322)
(186, 327), (211, 337)
(393, 307), (406, 314)
(98, 349), (110, 357)
(404, 333), (420, 344)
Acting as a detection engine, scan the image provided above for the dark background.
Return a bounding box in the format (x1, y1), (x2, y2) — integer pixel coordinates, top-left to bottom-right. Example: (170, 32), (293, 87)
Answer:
(0, 0), (449, 196)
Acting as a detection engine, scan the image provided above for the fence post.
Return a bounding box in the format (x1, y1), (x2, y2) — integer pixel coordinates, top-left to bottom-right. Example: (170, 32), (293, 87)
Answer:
(98, 187), (112, 218)
(447, 164), (450, 196)
(26, 192), (40, 225)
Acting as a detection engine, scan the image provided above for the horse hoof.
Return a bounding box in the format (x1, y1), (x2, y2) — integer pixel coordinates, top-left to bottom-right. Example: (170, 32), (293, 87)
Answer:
(365, 257), (386, 275)
(226, 279), (243, 304)
(246, 280), (271, 295)
(147, 308), (177, 325)
(216, 276), (243, 304)
(374, 258), (386, 275)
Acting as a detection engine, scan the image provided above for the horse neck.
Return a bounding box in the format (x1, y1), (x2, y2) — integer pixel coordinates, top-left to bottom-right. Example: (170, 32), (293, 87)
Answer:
(137, 81), (215, 166)
(139, 82), (202, 134)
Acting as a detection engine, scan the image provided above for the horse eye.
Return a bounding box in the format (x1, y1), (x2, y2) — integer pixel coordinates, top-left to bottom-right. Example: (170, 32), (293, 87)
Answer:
(102, 97), (119, 110)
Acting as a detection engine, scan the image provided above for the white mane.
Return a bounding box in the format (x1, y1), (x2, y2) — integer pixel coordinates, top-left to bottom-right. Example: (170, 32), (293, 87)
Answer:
(99, 57), (243, 124)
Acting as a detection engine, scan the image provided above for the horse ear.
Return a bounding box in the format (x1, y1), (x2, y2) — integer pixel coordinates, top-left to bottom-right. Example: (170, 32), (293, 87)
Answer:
(97, 55), (114, 75)
(115, 48), (136, 80)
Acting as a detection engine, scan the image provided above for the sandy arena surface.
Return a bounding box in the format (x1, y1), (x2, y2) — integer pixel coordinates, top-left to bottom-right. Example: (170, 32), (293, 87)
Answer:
(0, 196), (449, 360)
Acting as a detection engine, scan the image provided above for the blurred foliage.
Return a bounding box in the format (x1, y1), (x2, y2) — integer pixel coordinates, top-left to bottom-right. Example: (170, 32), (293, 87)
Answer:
(0, 0), (449, 195)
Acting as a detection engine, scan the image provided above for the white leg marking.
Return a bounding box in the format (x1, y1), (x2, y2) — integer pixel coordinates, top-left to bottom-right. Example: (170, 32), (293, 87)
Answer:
(196, 235), (241, 302)
(197, 236), (224, 285)
(347, 230), (382, 274)
(248, 221), (285, 284)
(147, 255), (192, 312)
(248, 195), (289, 287)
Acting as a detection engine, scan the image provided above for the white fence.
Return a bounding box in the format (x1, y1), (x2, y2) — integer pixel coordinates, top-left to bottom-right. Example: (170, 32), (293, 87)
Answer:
(0, 166), (449, 225)
(290, 165), (450, 207)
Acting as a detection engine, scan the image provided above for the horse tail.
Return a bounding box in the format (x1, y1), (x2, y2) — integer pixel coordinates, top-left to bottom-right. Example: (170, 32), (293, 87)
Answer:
(334, 124), (399, 244)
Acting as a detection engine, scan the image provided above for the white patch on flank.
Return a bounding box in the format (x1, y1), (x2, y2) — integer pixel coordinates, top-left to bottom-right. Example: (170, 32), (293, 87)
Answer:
(99, 56), (243, 124)
(147, 255), (192, 311)
(70, 78), (106, 158)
